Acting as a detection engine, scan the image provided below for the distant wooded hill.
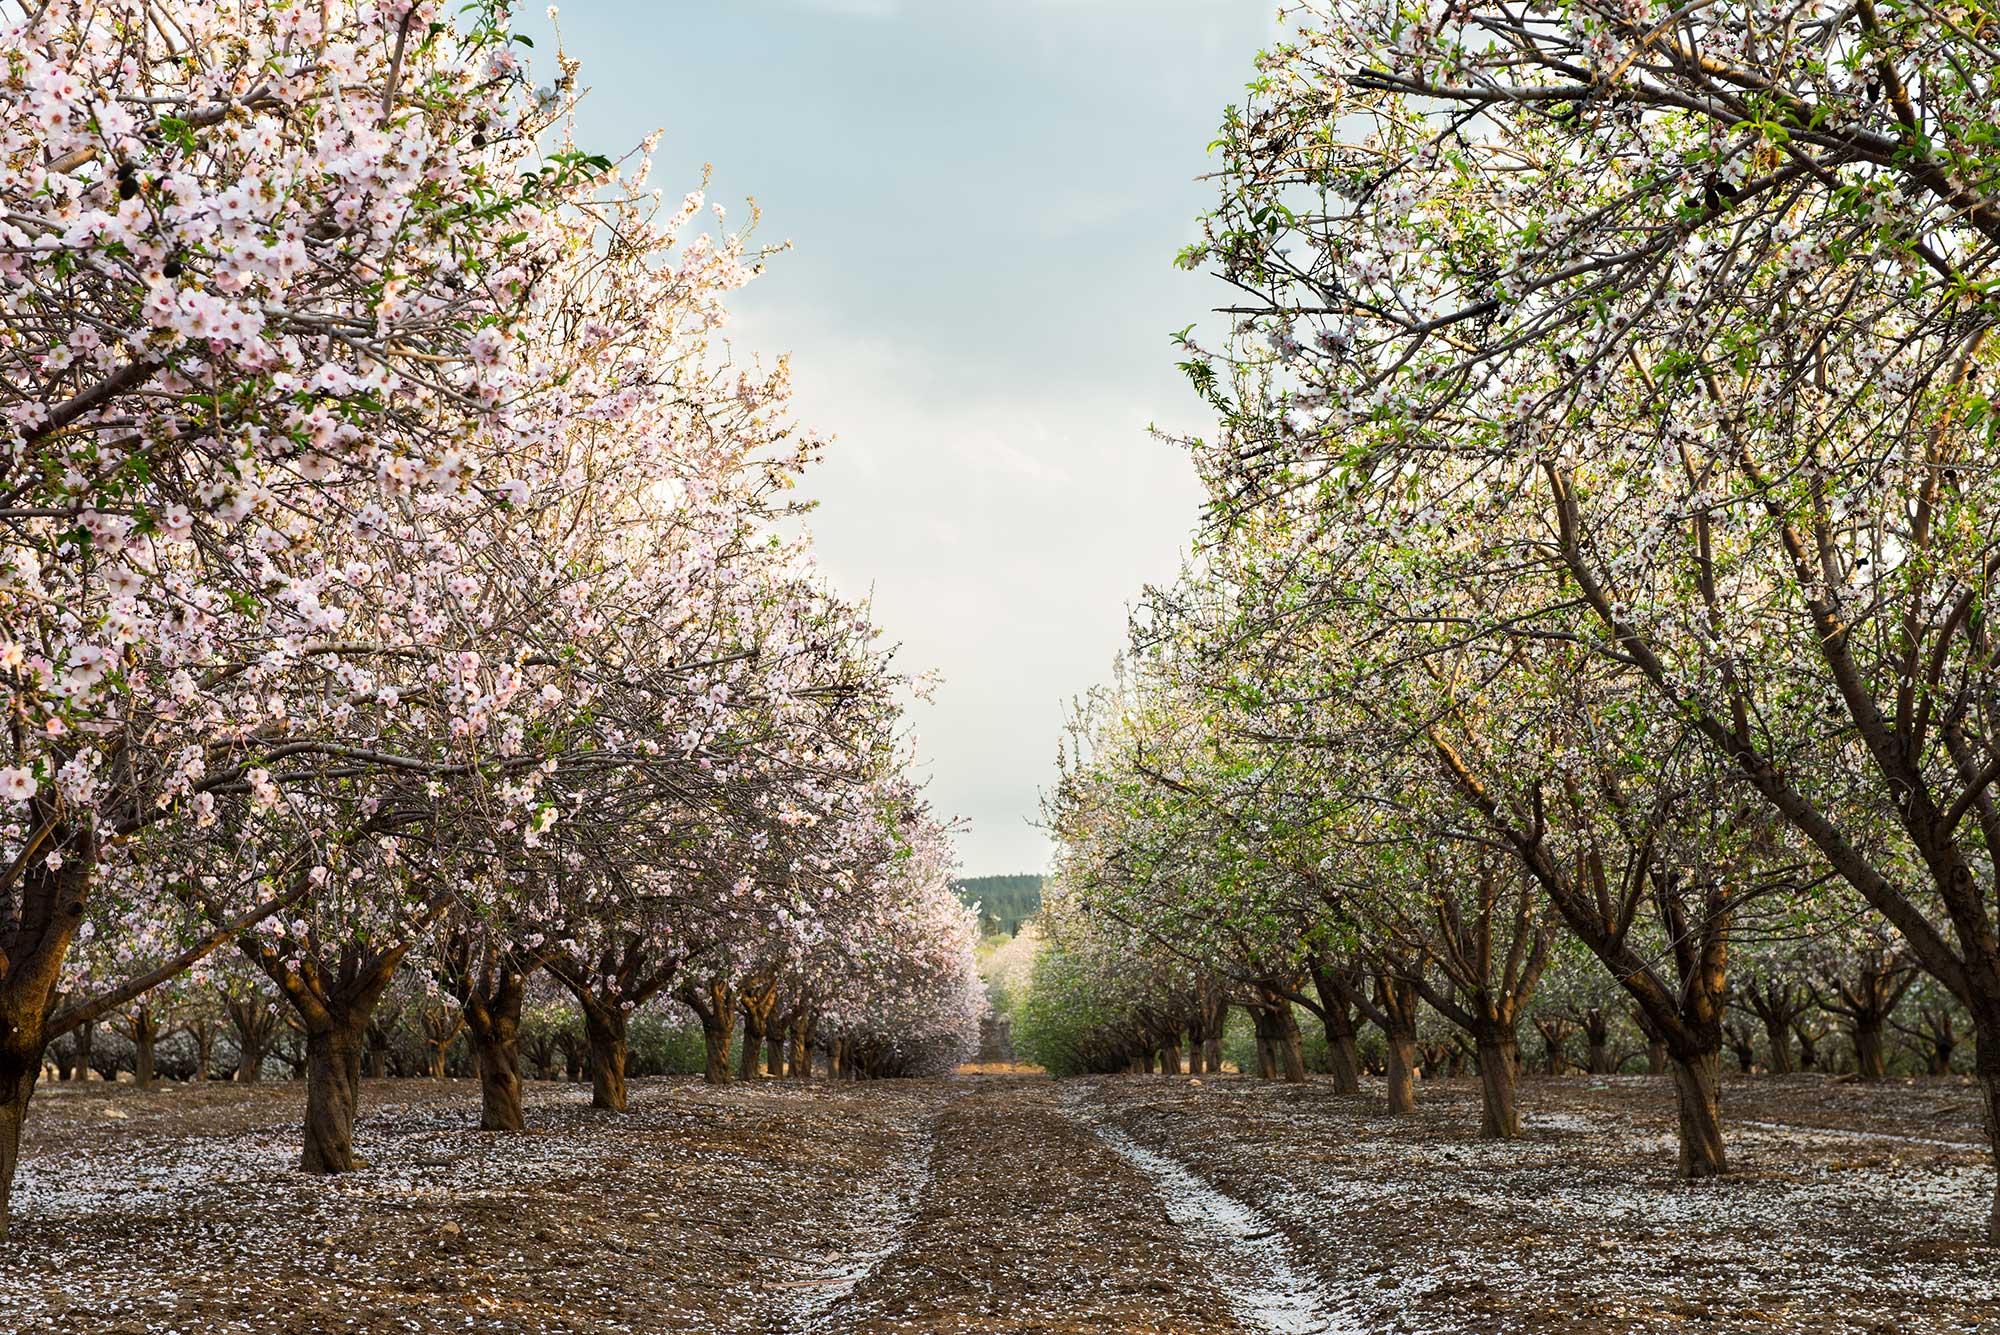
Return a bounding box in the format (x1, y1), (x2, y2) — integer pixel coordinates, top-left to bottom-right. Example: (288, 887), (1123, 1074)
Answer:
(953, 874), (1043, 935)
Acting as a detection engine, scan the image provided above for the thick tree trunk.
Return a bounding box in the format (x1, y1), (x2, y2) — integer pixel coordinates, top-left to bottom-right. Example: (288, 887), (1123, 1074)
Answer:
(700, 1007), (735, 1086)
(473, 1028), (524, 1132)
(133, 1026), (156, 1088)
(238, 1043), (265, 1082)
(72, 1021), (93, 1080)
(1761, 1019), (1797, 1075)
(767, 1036), (784, 1077)
(584, 1005), (629, 1111)
(1853, 1021), (1887, 1080)
(1385, 1031), (1418, 1115)
(1476, 1034), (1522, 1139)
(1203, 1034), (1222, 1073)
(1669, 1046), (1728, 1179)
(1647, 1040), (1667, 1076)
(1321, 1009), (1361, 1097)
(739, 1009), (767, 1082)
(466, 989), (526, 1133)
(0, 1028), (44, 1242)
(301, 1021), (366, 1174)
(1273, 1006), (1306, 1083)
(789, 1015), (812, 1080)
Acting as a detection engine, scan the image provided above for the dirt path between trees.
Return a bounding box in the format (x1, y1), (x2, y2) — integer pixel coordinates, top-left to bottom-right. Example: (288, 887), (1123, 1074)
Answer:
(6, 1070), (1995, 1333)
(804, 1075), (1259, 1335)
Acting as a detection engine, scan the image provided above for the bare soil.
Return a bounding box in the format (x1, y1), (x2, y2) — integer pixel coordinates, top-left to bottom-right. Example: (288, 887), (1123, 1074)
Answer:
(2, 1069), (1994, 1333)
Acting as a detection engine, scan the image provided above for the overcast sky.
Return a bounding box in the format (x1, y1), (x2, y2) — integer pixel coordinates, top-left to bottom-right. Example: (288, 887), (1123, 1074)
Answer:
(527, 2), (1277, 876)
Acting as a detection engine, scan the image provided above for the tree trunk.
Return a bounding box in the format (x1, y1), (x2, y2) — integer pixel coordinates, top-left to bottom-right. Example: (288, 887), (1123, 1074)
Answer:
(1273, 1005), (1306, 1083)
(1669, 1046), (1728, 1179)
(739, 1008), (766, 1082)
(1647, 1039), (1667, 1076)
(472, 1025), (524, 1132)
(789, 1015), (813, 1080)
(1476, 1033), (1522, 1139)
(1321, 1009), (1361, 1097)
(133, 1023), (156, 1088)
(583, 1005), (629, 1111)
(1375, 971), (1420, 1113)
(1853, 1021), (1887, 1080)
(238, 1044), (265, 1082)
(72, 1020), (93, 1080)
(301, 1020), (366, 1174)
(1203, 1034), (1222, 1073)
(700, 1007), (735, 1087)
(1385, 1031), (1418, 1115)
(767, 1035), (784, 1077)
(0, 1026), (44, 1242)
(1761, 1019), (1797, 1075)
(465, 987), (527, 1134)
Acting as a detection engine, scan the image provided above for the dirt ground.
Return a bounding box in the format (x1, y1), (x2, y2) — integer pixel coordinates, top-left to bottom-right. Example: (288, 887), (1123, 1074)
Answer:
(2, 1070), (1994, 1333)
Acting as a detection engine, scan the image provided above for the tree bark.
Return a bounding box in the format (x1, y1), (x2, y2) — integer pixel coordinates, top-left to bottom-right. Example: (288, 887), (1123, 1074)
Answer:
(739, 1009), (766, 1082)
(1476, 1033), (1522, 1139)
(1853, 1021), (1888, 1080)
(700, 1006), (735, 1086)
(1760, 1018), (1797, 1074)
(1321, 1009), (1361, 1096)
(1375, 972), (1420, 1114)
(190, 1023), (214, 1083)
(301, 1020), (366, 1174)
(583, 1004), (629, 1112)
(788, 1014), (812, 1079)
(1385, 1031), (1419, 1115)
(0, 1024), (43, 1241)
(464, 976), (527, 1133)
(1272, 1004), (1306, 1083)
(767, 1035), (784, 1077)
(133, 1020), (156, 1088)
(1669, 1046), (1728, 1179)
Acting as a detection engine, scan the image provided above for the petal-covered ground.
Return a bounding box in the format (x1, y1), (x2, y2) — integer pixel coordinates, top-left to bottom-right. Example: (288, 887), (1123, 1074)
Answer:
(3, 1071), (1993, 1333)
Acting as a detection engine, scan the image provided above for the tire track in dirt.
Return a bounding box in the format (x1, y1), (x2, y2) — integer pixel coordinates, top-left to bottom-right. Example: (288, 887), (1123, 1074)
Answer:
(1075, 1109), (1356, 1335)
(774, 1084), (950, 1331)
(805, 1075), (1259, 1334)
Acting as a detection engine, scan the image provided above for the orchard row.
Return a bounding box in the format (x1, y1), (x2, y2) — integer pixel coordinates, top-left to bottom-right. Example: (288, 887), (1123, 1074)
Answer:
(0, 0), (983, 1240)
(1022, 0), (2000, 1248)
